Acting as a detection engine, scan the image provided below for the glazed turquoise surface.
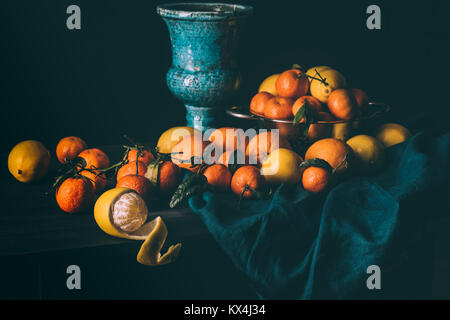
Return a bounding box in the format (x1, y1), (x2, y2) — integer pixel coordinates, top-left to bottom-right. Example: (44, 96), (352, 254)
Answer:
(157, 3), (253, 132)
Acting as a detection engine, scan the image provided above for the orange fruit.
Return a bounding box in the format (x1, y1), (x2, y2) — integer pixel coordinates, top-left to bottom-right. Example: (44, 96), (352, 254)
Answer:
(116, 160), (147, 182)
(349, 88), (369, 110)
(145, 160), (181, 194)
(302, 166), (330, 193)
(217, 149), (247, 168)
(80, 170), (107, 193)
(203, 164), (232, 192)
(78, 148), (110, 170)
(292, 96), (323, 117)
(327, 89), (357, 120)
(116, 175), (153, 200)
(250, 92), (274, 115)
(171, 134), (209, 173)
(304, 138), (352, 174)
(56, 176), (95, 213)
(275, 69), (310, 99)
(208, 127), (248, 153)
(246, 131), (291, 164)
(56, 136), (87, 164)
(124, 149), (155, 166)
(158, 161), (182, 194)
(231, 166), (265, 199)
(263, 96), (294, 120)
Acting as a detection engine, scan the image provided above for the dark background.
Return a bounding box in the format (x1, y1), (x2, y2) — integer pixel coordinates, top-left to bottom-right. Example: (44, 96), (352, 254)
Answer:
(1, 0), (450, 300)
(1, 0), (449, 153)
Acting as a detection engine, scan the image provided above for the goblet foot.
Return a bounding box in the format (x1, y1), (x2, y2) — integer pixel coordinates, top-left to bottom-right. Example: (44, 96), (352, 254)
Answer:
(186, 105), (221, 133)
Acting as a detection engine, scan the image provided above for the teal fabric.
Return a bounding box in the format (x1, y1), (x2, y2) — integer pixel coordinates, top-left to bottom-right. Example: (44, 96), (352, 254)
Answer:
(188, 132), (450, 299)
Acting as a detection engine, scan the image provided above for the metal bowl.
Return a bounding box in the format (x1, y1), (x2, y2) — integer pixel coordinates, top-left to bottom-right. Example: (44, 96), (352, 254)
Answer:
(226, 102), (390, 149)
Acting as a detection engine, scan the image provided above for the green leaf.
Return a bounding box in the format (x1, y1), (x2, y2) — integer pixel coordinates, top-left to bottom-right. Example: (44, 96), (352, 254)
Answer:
(69, 156), (87, 168)
(299, 158), (334, 173)
(293, 100), (316, 140)
(302, 102), (316, 139)
(293, 101), (307, 126)
(169, 173), (207, 208)
(146, 158), (161, 187)
(291, 63), (304, 71)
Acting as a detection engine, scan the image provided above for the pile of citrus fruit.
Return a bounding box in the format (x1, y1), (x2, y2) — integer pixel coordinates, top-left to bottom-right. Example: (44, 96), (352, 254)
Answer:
(6, 64), (414, 265)
(253, 65), (368, 121)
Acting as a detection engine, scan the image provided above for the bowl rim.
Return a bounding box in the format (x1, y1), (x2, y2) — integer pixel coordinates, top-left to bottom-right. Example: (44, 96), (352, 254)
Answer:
(226, 102), (390, 125)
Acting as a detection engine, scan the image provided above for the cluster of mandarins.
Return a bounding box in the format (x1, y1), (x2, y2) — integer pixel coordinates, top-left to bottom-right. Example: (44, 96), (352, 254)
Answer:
(53, 136), (186, 214)
(52, 126), (299, 214)
(250, 65), (369, 129)
(39, 121), (410, 215)
(165, 127), (355, 198)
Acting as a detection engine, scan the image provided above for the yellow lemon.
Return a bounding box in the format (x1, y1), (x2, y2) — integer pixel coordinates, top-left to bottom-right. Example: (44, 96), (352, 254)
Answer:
(260, 148), (303, 184)
(331, 123), (354, 141)
(309, 68), (347, 103)
(8, 140), (51, 183)
(94, 187), (182, 266)
(346, 135), (385, 173)
(258, 73), (279, 96)
(306, 65), (331, 79)
(376, 123), (412, 148)
(157, 126), (198, 154)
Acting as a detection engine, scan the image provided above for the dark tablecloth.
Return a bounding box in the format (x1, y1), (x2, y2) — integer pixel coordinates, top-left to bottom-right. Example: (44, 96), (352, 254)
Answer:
(189, 131), (450, 299)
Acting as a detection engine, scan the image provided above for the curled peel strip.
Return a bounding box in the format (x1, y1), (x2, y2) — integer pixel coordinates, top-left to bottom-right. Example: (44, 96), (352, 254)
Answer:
(137, 216), (182, 266)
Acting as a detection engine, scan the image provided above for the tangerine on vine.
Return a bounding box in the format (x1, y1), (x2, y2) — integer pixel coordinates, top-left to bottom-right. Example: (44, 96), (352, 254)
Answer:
(231, 166), (265, 199)
(78, 148), (110, 170)
(56, 136), (87, 164)
(203, 164), (232, 192)
(250, 92), (274, 116)
(56, 176), (95, 213)
(116, 175), (153, 200)
(275, 69), (310, 99)
(124, 148), (155, 166)
(263, 96), (294, 120)
(116, 161), (147, 182)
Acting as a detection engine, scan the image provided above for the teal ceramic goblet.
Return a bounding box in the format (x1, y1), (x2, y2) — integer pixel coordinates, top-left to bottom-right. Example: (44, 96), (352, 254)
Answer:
(157, 3), (253, 132)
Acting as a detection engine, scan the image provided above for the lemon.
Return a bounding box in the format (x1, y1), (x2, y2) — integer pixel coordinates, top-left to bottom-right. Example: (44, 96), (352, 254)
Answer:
(258, 73), (279, 96)
(346, 135), (385, 173)
(8, 140), (51, 183)
(260, 148), (303, 184)
(157, 126), (198, 154)
(376, 123), (412, 148)
(309, 68), (347, 103)
(94, 187), (182, 266)
(331, 123), (353, 141)
(306, 66), (331, 79)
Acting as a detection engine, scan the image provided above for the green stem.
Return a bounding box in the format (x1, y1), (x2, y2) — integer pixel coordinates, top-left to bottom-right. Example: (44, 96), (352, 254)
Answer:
(332, 152), (349, 174)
